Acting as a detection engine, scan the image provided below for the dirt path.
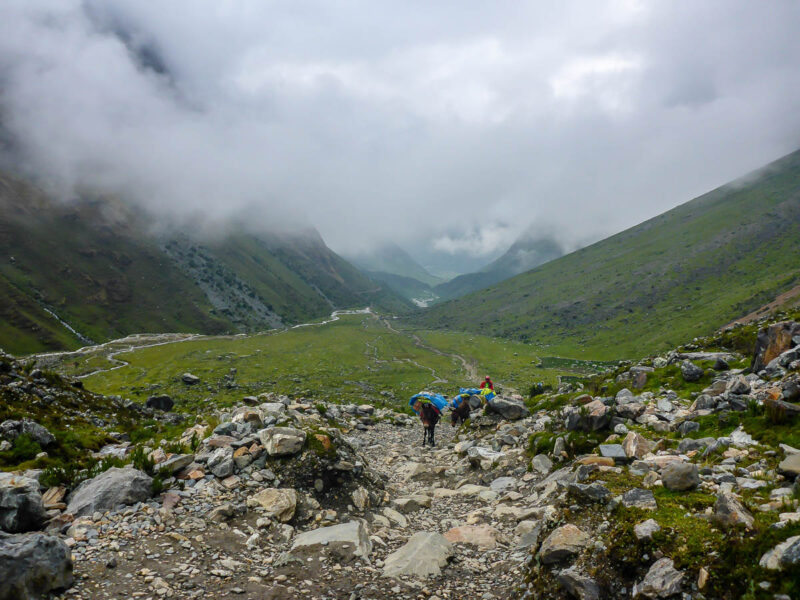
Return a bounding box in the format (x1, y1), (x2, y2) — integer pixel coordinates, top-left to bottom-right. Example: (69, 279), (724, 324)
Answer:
(378, 316), (479, 381)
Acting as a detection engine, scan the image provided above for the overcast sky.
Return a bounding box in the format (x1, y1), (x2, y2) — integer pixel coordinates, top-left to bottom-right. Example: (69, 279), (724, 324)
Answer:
(1, 1), (799, 269)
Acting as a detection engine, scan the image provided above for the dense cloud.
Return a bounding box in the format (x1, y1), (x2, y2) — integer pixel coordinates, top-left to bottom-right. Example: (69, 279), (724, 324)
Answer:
(1, 1), (799, 270)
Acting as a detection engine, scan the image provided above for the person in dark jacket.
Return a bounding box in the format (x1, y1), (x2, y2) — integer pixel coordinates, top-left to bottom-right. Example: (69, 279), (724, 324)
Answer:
(480, 375), (494, 391)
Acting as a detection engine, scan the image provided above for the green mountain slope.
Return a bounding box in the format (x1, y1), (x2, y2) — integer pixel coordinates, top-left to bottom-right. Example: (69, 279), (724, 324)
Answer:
(0, 173), (410, 354)
(414, 149), (800, 359)
(433, 236), (564, 301)
(345, 242), (443, 287)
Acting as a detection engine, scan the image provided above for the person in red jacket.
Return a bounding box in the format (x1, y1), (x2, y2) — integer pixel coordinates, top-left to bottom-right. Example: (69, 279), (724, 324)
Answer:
(480, 375), (494, 391)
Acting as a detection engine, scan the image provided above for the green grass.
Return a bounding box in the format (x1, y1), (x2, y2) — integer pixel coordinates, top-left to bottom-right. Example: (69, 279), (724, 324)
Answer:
(70, 313), (566, 413)
(414, 148), (800, 360)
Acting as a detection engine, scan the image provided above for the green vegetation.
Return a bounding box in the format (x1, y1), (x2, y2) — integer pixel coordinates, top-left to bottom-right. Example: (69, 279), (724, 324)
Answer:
(68, 313), (575, 412)
(415, 149), (800, 360)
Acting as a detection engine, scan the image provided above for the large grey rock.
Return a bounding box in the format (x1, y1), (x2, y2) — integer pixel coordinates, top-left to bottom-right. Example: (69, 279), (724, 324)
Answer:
(248, 488), (298, 522)
(557, 566), (600, 600)
(146, 395), (174, 411)
(713, 491), (754, 529)
(760, 535), (800, 570)
(623, 432), (652, 460)
(726, 375), (750, 395)
(598, 444), (627, 463)
(661, 462), (699, 491)
(634, 519), (661, 541)
(207, 447), (235, 478)
(66, 468), (152, 517)
(680, 361), (704, 383)
(752, 321), (800, 373)
(0, 475), (46, 533)
(0, 420), (55, 448)
(158, 454), (194, 475)
(567, 482), (611, 503)
(633, 558), (683, 598)
(0, 532), (73, 600)
(258, 427), (306, 456)
(532, 454), (553, 475)
(291, 520), (371, 561)
(778, 454), (800, 478)
(383, 532), (453, 578)
(538, 524), (589, 564)
(486, 397), (529, 421)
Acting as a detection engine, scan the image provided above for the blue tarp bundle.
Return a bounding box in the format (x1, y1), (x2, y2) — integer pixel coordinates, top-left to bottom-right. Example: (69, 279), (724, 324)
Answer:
(409, 392), (449, 414)
(459, 386), (496, 401)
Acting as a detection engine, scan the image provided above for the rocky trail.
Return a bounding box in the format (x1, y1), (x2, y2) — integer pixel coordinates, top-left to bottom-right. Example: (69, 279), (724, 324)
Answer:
(4, 318), (800, 600)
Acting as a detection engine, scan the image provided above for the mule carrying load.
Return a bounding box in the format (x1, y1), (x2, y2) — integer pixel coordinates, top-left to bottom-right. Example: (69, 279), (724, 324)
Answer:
(452, 387), (495, 409)
(409, 392), (447, 447)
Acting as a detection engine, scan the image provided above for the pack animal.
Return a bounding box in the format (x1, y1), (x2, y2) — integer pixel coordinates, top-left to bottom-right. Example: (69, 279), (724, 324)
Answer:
(417, 402), (441, 447)
(451, 400), (471, 427)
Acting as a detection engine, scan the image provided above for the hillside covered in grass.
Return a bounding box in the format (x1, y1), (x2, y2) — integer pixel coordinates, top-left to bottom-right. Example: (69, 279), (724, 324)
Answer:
(0, 173), (409, 355)
(414, 149), (800, 359)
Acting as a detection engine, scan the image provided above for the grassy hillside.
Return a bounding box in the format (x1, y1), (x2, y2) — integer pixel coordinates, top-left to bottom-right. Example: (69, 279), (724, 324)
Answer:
(345, 242), (443, 287)
(0, 173), (410, 354)
(0, 174), (232, 354)
(434, 236), (564, 301)
(414, 149), (800, 359)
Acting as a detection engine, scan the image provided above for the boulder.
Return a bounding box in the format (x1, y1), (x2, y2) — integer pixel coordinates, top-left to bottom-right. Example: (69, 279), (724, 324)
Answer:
(291, 520), (371, 561)
(557, 567), (600, 600)
(0, 532), (73, 600)
(567, 483), (612, 503)
(752, 321), (800, 373)
(444, 524), (504, 550)
(181, 373), (200, 385)
(486, 397), (529, 421)
(630, 367), (652, 390)
(258, 427), (306, 456)
(66, 468), (152, 517)
(633, 558), (683, 598)
(726, 375), (750, 395)
(583, 399), (611, 431)
(634, 519), (661, 541)
(760, 535), (800, 570)
(146, 395), (174, 411)
(158, 454), (194, 475)
(713, 491), (754, 529)
(661, 462), (699, 491)
(207, 447), (235, 479)
(0, 420), (56, 448)
(598, 444), (627, 464)
(532, 454), (553, 475)
(623, 432), (652, 460)
(680, 361), (704, 383)
(0, 475), (47, 533)
(538, 524), (589, 564)
(383, 532), (453, 578)
(249, 489), (298, 522)
(778, 454), (800, 478)
(467, 446), (505, 468)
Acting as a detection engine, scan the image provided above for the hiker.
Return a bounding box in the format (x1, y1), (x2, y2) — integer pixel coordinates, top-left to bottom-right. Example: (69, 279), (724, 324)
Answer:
(480, 375), (494, 391)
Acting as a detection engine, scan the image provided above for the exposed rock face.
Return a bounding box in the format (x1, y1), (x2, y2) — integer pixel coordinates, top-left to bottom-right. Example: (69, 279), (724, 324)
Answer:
(633, 558), (683, 598)
(249, 489), (298, 522)
(66, 468), (152, 517)
(486, 397), (530, 421)
(0, 475), (47, 533)
(661, 462), (699, 491)
(538, 524), (589, 564)
(383, 532), (453, 578)
(0, 532), (73, 600)
(291, 520), (371, 561)
(0, 419), (56, 448)
(713, 491), (754, 529)
(258, 427), (307, 456)
(146, 395), (174, 411)
(752, 321), (800, 373)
